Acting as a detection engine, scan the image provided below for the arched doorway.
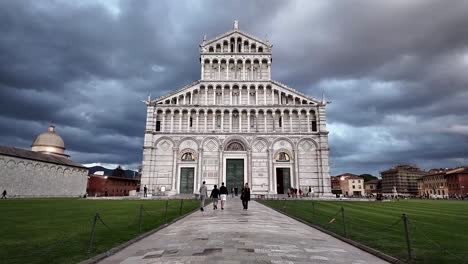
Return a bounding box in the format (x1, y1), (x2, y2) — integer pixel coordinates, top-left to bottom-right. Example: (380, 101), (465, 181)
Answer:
(224, 140), (247, 195)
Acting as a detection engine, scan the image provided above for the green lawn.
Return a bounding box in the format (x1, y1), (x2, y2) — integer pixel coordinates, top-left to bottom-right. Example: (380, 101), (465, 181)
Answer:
(259, 199), (468, 264)
(0, 198), (199, 264)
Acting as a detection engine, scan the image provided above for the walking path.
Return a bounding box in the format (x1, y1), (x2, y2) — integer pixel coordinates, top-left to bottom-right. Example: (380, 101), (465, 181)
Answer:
(99, 198), (388, 264)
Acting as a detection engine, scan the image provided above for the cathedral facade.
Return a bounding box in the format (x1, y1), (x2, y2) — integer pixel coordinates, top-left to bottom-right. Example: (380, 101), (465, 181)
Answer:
(141, 21), (331, 197)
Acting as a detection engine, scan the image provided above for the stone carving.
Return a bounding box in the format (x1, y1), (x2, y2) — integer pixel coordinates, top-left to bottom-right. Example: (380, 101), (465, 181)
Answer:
(253, 140), (266, 152)
(226, 141), (245, 151)
(159, 141), (171, 151)
(205, 140), (218, 151)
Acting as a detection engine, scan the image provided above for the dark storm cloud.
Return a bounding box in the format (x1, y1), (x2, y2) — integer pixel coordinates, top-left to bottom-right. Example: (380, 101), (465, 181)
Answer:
(0, 0), (466, 174)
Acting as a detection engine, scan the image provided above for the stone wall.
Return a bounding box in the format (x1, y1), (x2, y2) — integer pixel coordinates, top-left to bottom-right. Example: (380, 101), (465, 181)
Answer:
(141, 133), (331, 196)
(0, 154), (88, 197)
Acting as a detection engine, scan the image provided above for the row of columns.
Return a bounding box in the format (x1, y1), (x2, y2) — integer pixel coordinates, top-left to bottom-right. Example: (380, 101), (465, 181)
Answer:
(167, 87), (306, 106)
(201, 60), (271, 81)
(157, 111), (316, 133)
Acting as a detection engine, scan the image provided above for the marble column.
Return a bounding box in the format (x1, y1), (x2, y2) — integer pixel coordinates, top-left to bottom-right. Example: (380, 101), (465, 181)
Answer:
(179, 113), (182, 132)
(204, 113), (208, 132)
(171, 147), (178, 192)
(212, 113), (216, 131)
(221, 112), (224, 132)
(201, 61), (204, 80)
(239, 112), (242, 132)
(170, 114), (174, 132)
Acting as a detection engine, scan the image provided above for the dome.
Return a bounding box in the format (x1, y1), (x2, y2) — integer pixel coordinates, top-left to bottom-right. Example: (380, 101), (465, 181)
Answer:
(31, 125), (68, 157)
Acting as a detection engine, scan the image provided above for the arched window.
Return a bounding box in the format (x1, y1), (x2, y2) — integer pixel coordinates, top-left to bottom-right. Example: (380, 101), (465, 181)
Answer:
(181, 152), (195, 161)
(226, 141), (245, 151)
(258, 47), (263, 52)
(275, 152), (290, 162)
(209, 46), (214, 52)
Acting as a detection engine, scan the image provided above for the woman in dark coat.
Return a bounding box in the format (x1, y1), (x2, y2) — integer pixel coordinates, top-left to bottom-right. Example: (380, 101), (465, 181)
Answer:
(241, 183), (251, 210)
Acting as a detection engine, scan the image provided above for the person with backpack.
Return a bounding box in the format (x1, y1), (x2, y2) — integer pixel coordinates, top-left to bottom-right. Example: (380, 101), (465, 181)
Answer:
(210, 185), (220, 210)
(219, 182), (228, 210)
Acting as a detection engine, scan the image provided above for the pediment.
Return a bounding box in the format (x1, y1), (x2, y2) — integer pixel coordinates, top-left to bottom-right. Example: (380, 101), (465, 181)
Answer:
(152, 80), (322, 106)
(201, 30), (272, 51)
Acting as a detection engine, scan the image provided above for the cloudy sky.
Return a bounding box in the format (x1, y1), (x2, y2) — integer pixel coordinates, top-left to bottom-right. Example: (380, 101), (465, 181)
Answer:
(1, 0), (467, 175)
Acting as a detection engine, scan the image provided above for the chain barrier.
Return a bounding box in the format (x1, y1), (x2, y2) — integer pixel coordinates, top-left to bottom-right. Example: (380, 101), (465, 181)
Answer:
(409, 219), (467, 264)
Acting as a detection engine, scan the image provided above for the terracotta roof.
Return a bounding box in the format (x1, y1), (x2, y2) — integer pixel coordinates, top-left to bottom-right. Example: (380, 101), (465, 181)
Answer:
(0, 145), (86, 169)
(89, 174), (140, 181)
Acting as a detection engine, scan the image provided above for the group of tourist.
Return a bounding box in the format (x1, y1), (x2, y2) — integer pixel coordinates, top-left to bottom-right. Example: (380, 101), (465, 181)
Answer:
(198, 181), (251, 211)
(287, 186), (313, 198)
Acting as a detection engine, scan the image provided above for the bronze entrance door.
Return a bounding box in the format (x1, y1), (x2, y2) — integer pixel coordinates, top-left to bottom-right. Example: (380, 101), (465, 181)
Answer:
(226, 159), (244, 193)
(180, 167), (194, 194)
(276, 168), (291, 194)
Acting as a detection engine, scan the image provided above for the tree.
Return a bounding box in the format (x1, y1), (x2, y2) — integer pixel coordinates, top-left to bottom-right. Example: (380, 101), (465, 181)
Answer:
(360, 174), (378, 182)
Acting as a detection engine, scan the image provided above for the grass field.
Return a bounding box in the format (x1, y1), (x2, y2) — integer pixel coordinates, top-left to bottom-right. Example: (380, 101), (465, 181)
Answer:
(259, 199), (468, 264)
(0, 198), (199, 264)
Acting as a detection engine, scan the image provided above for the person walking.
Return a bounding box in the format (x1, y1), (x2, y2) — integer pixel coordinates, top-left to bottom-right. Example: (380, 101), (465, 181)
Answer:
(219, 182), (228, 210)
(143, 185), (148, 197)
(231, 187), (234, 198)
(210, 185), (220, 210)
(308, 186), (312, 197)
(199, 181), (208, 211)
(1, 190), (6, 199)
(234, 186), (238, 196)
(241, 183), (251, 210)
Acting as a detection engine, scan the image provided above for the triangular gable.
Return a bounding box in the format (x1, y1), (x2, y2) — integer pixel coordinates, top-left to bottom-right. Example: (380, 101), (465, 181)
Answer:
(202, 29), (272, 48)
(154, 79), (322, 105)
(154, 80), (200, 103)
(271, 80), (321, 104)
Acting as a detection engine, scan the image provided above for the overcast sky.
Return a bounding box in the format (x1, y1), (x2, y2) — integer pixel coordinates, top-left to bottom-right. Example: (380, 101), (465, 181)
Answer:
(1, 0), (467, 175)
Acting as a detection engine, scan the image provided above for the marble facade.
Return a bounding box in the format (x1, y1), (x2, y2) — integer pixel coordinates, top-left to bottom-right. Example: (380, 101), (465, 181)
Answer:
(141, 21), (331, 196)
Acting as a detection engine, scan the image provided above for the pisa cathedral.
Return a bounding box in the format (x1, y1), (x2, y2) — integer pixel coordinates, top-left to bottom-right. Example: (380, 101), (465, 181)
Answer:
(141, 21), (331, 197)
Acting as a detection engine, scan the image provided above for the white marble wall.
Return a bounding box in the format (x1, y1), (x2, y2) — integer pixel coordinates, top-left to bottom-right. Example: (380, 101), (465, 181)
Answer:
(141, 133), (331, 196)
(0, 155), (88, 197)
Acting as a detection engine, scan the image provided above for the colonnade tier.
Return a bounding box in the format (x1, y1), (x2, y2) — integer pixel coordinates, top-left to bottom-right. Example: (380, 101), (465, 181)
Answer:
(203, 36), (270, 54)
(158, 84), (315, 106)
(152, 108), (319, 133)
(155, 108), (317, 115)
(200, 58), (271, 81)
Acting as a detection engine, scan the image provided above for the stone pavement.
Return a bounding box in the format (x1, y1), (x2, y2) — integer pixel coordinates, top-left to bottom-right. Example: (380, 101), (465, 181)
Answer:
(98, 198), (388, 264)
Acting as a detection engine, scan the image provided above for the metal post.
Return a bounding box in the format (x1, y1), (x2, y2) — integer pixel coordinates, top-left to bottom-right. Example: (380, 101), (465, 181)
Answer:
(164, 199), (169, 223)
(402, 214), (412, 262)
(138, 204), (143, 233)
(179, 199), (184, 216)
(87, 213), (99, 254)
(341, 206), (347, 238)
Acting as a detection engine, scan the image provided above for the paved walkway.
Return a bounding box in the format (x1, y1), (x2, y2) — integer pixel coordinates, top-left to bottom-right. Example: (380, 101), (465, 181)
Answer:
(99, 198), (388, 264)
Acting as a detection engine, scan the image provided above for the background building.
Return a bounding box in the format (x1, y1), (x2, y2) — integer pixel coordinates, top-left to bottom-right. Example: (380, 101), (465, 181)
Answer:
(141, 21), (331, 197)
(418, 167), (468, 198)
(0, 125), (88, 197)
(381, 164), (426, 196)
(87, 174), (140, 197)
(334, 173), (365, 197)
(364, 179), (382, 196)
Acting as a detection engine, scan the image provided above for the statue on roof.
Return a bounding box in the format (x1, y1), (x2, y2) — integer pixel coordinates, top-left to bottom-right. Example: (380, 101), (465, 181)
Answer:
(234, 20), (239, 30)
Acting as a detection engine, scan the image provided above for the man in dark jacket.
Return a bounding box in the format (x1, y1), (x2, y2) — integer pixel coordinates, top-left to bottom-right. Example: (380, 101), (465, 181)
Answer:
(241, 183), (251, 210)
(210, 185), (220, 210)
(219, 182), (228, 210)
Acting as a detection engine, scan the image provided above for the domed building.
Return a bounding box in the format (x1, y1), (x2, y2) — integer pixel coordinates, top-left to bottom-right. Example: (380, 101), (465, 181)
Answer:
(31, 125), (68, 157)
(0, 125), (88, 197)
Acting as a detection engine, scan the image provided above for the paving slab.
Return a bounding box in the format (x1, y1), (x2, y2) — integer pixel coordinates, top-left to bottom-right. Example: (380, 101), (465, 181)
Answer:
(98, 198), (388, 264)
